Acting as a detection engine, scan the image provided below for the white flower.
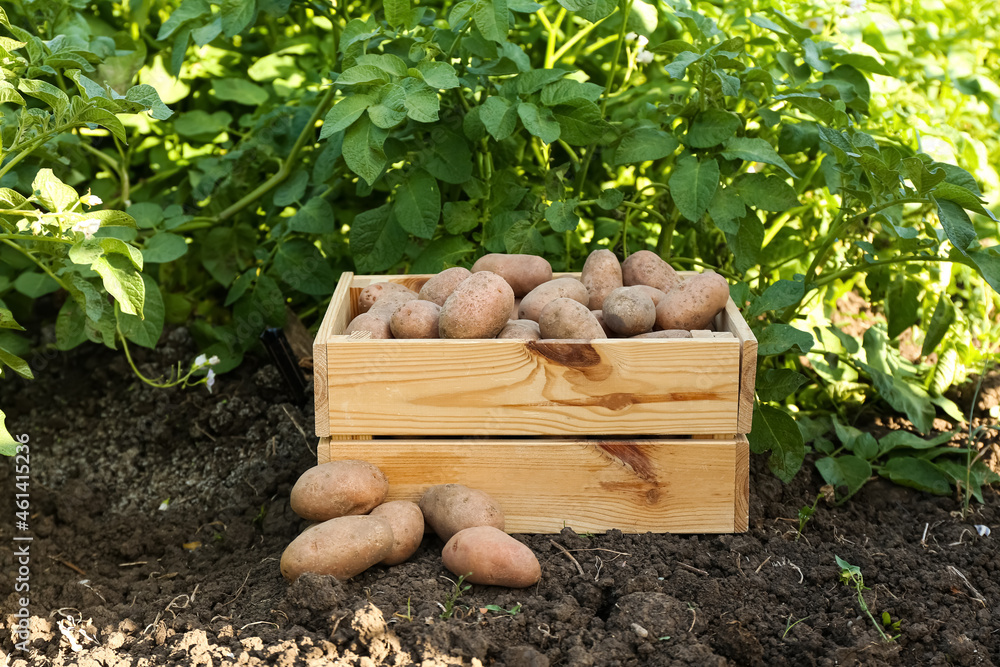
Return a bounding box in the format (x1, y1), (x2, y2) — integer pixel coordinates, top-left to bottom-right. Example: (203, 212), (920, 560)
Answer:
(194, 354), (208, 367)
(846, 0), (866, 15)
(71, 218), (101, 240)
(637, 50), (654, 64)
(206, 369), (216, 393)
(30, 219), (43, 235)
(626, 31), (638, 42)
(208, 355), (220, 366)
(637, 34), (649, 48)
(80, 194), (102, 207)
(803, 17), (825, 34)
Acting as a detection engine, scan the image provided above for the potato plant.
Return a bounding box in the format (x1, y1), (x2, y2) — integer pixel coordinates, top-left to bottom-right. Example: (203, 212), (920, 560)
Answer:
(0, 0), (997, 498)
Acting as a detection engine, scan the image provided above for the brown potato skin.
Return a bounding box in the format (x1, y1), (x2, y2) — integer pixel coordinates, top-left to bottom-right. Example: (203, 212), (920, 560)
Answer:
(633, 284), (667, 306)
(592, 310), (615, 337)
(655, 271), (730, 331)
(518, 277), (589, 322)
(438, 272), (515, 339)
(632, 329), (693, 339)
(581, 249), (623, 310)
(471, 254), (553, 297)
(390, 300), (441, 339)
(418, 267), (472, 306)
(621, 250), (681, 293)
(441, 526), (541, 588)
(497, 319), (541, 340)
(367, 291), (414, 320)
(344, 313), (392, 339)
(358, 283), (418, 314)
(538, 298), (608, 340)
(418, 484), (505, 542)
(602, 286), (656, 336)
(280, 515), (394, 581)
(509, 298), (521, 321)
(370, 501), (425, 566)
(290, 460), (389, 521)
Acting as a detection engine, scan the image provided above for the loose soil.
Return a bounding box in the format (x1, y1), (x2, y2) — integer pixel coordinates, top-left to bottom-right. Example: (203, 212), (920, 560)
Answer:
(1, 329), (998, 666)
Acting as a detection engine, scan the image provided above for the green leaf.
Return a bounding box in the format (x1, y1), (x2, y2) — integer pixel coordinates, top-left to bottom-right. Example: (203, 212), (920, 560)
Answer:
(722, 137), (796, 178)
(77, 107), (127, 143)
(402, 80), (440, 123)
(932, 182), (996, 221)
(367, 83), (407, 128)
(93, 253), (145, 317)
(342, 115), (388, 186)
(443, 201), (479, 234)
(384, 0), (410, 27)
(734, 173), (798, 212)
(69, 238), (104, 266)
(413, 236), (477, 273)
(816, 455), (872, 501)
(880, 457), (952, 495)
(235, 273), (286, 329)
(416, 61), (459, 89)
(728, 214), (763, 274)
(668, 155), (718, 222)
(0, 409), (19, 456)
(921, 294), (955, 357)
(540, 79), (603, 106)
(320, 94), (373, 139)
(756, 369), (807, 402)
(707, 187), (745, 234)
(0, 345), (32, 380)
(827, 50), (890, 76)
(115, 273), (164, 348)
(142, 233), (188, 264)
(517, 102), (560, 144)
(201, 225), (256, 286)
(174, 110), (233, 140)
(936, 196), (978, 254)
(86, 210), (137, 228)
(664, 51), (701, 78)
(831, 417), (878, 460)
(0, 80), (25, 106)
(596, 188), (624, 210)
(357, 54), (409, 77)
(350, 204), (408, 273)
(337, 65), (391, 86)
(221, 0), (257, 36)
(273, 170), (309, 206)
(99, 238), (144, 271)
(157, 0), (210, 40)
(0, 188), (27, 209)
(886, 276), (920, 339)
(32, 168), (78, 212)
(289, 197), (336, 233)
(878, 430), (954, 456)
(474, 0), (509, 43)
(968, 248), (1000, 295)
(686, 109), (741, 148)
(481, 96), (518, 141)
(545, 199), (580, 232)
(748, 403), (805, 483)
(757, 323), (814, 356)
(749, 280), (804, 316)
(614, 127), (678, 165)
(212, 78), (268, 105)
(13, 272), (59, 298)
(274, 238), (338, 295)
(504, 219), (545, 254)
(18, 78), (70, 115)
(861, 362), (936, 434)
(394, 169), (440, 239)
(551, 100), (609, 146)
(0, 308), (24, 331)
(425, 131), (473, 184)
(124, 85), (174, 121)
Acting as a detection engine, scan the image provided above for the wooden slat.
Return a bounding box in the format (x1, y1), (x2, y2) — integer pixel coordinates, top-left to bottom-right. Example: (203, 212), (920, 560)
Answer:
(717, 300), (758, 434)
(733, 434), (749, 532)
(319, 436), (744, 533)
(313, 272), (355, 438)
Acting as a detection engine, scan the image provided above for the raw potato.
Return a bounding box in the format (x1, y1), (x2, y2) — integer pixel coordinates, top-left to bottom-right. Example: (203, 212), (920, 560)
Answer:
(602, 287), (656, 336)
(655, 271), (730, 331)
(367, 291), (415, 320)
(419, 484), (505, 542)
(632, 329), (693, 339)
(581, 249), (623, 310)
(441, 526), (541, 588)
(633, 284), (667, 306)
(509, 298), (521, 321)
(390, 300), (441, 339)
(344, 313), (391, 339)
(592, 310), (615, 337)
(290, 460), (389, 521)
(497, 319), (541, 341)
(518, 277), (589, 322)
(622, 250), (681, 293)
(370, 501), (425, 566)
(538, 298), (608, 340)
(418, 267), (472, 306)
(438, 272), (514, 339)
(358, 283), (418, 314)
(471, 254), (553, 297)
(280, 515), (394, 582)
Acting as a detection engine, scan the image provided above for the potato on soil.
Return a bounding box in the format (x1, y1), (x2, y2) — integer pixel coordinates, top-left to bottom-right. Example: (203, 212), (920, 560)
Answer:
(472, 254), (553, 297)
(280, 515), (394, 582)
(358, 282), (418, 314)
(390, 300), (441, 339)
(290, 460), (389, 521)
(518, 277), (589, 322)
(419, 484), (505, 542)
(632, 329), (692, 338)
(344, 313), (391, 339)
(602, 287), (656, 336)
(497, 319), (541, 340)
(370, 501), (425, 566)
(418, 267), (472, 306)
(622, 250), (681, 293)
(438, 272), (514, 339)
(538, 298), (608, 340)
(581, 249), (623, 310)
(441, 526), (541, 588)
(655, 271), (730, 331)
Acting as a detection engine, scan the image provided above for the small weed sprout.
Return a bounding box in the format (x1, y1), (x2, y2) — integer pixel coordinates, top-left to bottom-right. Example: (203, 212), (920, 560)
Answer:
(482, 603), (522, 616)
(796, 492), (824, 541)
(394, 598), (414, 622)
(961, 360), (999, 519)
(782, 614), (810, 639)
(835, 556), (897, 642)
(440, 574), (472, 620)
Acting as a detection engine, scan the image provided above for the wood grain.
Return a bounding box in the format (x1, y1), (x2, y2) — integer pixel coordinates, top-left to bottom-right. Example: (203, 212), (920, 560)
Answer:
(318, 436), (745, 533)
(717, 300), (758, 434)
(733, 434), (750, 532)
(313, 271), (355, 438)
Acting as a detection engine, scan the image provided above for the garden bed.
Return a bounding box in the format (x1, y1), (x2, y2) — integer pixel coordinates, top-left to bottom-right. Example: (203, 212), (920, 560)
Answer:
(1, 334), (998, 666)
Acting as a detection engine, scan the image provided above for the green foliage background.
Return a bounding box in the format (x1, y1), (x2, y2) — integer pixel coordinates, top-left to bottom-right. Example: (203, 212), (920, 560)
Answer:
(1, 0), (998, 497)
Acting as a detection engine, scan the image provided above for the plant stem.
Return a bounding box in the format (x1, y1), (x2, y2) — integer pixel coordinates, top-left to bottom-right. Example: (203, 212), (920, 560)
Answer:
(814, 254), (956, 288)
(1, 239), (69, 291)
(551, 13), (610, 64)
(0, 123), (76, 182)
(619, 199), (666, 223)
(0, 234), (73, 244)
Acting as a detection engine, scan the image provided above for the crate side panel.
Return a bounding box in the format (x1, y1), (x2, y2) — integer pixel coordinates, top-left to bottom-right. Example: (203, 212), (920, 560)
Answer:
(325, 338), (741, 436)
(320, 437), (739, 533)
(314, 272), (355, 438)
(734, 434), (749, 532)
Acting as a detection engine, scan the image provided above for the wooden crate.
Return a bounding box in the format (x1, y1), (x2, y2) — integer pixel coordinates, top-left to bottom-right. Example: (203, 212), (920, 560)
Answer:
(313, 272), (756, 533)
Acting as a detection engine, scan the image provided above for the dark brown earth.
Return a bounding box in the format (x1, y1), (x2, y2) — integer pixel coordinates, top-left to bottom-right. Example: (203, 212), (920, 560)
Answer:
(1, 329), (998, 666)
